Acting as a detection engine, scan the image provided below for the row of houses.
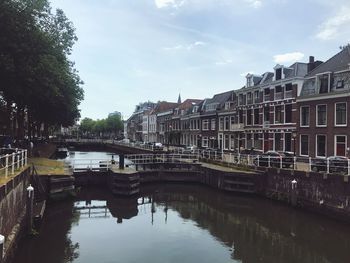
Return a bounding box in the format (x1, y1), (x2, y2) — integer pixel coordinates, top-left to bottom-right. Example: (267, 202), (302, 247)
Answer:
(125, 46), (350, 158)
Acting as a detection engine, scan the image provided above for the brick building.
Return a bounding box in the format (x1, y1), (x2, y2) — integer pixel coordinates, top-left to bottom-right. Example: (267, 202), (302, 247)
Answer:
(298, 47), (350, 158)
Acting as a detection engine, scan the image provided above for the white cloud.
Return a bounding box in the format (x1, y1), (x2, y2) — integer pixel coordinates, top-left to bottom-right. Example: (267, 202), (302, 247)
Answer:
(316, 6), (350, 40)
(154, 0), (185, 9)
(244, 0), (262, 9)
(163, 41), (206, 51)
(273, 52), (304, 63)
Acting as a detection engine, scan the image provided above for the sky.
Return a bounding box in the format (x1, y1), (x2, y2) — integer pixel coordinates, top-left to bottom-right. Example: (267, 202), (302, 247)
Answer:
(50, 0), (350, 120)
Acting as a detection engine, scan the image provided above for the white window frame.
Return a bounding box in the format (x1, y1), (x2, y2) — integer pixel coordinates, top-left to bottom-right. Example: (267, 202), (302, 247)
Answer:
(334, 135), (347, 157)
(202, 136), (208, 148)
(202, 119), (209, 131)
(299, 134), (309, 157)
(316, 134), (327, 158)
(335, 102), (347, 127)
(300, 106), (310, 127)
(316, 104), (327, 127)
(211, 119), (216, 130)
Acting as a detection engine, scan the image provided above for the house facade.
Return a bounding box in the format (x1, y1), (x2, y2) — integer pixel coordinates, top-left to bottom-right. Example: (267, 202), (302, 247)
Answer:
(298, 48), (350, 158)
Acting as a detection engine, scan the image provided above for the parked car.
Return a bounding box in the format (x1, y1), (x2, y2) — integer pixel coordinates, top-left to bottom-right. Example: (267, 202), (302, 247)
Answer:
(182, 145), (197, 154)
(254, 151), (294, 168)
(153, 142), (163, 151)
(311, 156), (348, 174)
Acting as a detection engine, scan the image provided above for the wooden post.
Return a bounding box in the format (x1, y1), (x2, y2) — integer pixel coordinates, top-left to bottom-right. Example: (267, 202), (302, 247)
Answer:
(0, 234), (4, 263)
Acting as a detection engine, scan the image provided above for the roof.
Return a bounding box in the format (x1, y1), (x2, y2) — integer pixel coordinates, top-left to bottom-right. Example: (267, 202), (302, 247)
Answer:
(151, 101), (179, 114)
(178, 99), (202, 110)
(306, 46), (350, 77)
(206, 90), (233, 105)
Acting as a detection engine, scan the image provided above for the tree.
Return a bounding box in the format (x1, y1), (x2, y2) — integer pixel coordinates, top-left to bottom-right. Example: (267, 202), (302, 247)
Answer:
(0, 0), (84, 139)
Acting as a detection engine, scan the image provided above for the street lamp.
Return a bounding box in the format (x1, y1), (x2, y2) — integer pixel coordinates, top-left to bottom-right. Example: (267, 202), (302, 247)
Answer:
(292, 131), (297, 156)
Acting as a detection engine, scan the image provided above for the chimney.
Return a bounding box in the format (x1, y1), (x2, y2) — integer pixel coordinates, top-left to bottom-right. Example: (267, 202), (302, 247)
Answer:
(307, 56), (316, 73)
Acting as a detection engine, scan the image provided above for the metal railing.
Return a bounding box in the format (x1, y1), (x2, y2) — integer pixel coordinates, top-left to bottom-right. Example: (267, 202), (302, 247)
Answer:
(0, 148), (28, 178)
(125, 153), (199, 165)
(69, 159), (114, 172)
(60, 139), (350, 175)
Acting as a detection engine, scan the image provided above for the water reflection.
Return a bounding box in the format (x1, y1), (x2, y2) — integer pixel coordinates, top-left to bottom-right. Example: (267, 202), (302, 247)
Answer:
(13, 185), (350, 263)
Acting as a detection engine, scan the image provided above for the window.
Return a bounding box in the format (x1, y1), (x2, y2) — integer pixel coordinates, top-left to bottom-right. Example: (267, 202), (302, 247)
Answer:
(285, 104), (292, 123)
(202, 119), (209, 130)
(202, 136), (208, 148)
(275, 68), (282, 80)
(336, 80), (344, 89)
(316, 135), (326, 157)
(254, 108), (259, 125)
(274, 133), (283, 151)
(224, 117), (229, 130)
(300, 135), (309, 156)
(211, 119), (216, 130)
(254, 133), (262, 150)
(263, 106), (270, 122)
(224, 134), (229, 150)
(316, 105), (327, 126)
(285, 133), (292, 152)
(219, 117), (224, 131)
(218, 134), (223, 149)
(239, 110), (244, 124)
(335, 102), (347, 126)
(275, 105), (283, 124)
(247, 92), (252, 104)
(247, 109), (252, 125)
(246, 133), (252, 149)
(230, 116), (235, 130)
(264, 88), (270, 101)
(300, 106), (309, 127)
(254, 90), (260, 103)
(319, 74), (329, 94)
(335, 135), (347, 156)
(230, 134), (235, 150)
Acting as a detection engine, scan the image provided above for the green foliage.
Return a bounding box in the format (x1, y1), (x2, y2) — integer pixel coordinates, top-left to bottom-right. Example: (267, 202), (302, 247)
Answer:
(0, 0), (84, 138)
(79, 115), (123, 137)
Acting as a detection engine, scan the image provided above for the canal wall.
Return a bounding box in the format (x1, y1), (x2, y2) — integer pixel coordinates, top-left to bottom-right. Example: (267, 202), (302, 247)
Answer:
(0, 168), (30, 263)
(258, 167), (350, 222)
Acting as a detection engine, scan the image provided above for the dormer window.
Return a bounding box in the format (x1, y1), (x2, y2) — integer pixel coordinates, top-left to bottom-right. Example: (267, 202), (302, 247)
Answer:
(274, 65), (284, 81)
(225, 102), (230, 110)
(275, 68), (282, 80)
(193, 106), (198, 113)
(319, 74), (329, 94)
(246, 74), (254, 87)
(336, 80), (344, 89)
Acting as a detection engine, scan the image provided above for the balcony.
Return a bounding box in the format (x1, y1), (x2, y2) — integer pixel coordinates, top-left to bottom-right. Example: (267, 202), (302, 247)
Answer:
(231, 123), (244, 131)
(263, 121), (270, 129)
(263, 95), (270, 102)
(274, 92), (283, 100)
(285, 90), (293, 99)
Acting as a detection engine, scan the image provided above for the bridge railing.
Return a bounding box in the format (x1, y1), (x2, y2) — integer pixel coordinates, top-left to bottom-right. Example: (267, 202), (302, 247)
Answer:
(0, 148), (28, 178)
(125, 153), (199, 165)
(70, 158), (115, 173)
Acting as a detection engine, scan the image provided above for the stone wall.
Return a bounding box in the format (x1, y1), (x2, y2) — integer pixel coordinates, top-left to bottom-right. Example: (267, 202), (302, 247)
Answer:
(258, 167), (350, 222)
(0, 168), (30, 262)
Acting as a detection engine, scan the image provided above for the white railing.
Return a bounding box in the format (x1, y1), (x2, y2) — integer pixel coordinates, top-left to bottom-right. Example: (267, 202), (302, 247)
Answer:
(69, 158), (115, 172)
(125, 153), (199, 165)
(0, 148), (28, 178)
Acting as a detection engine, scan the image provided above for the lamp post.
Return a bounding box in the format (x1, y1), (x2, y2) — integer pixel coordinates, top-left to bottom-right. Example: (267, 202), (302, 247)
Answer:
(26, 184), (34, 234)
(0, 234), (4, 263)
(292, 131), (297, 156)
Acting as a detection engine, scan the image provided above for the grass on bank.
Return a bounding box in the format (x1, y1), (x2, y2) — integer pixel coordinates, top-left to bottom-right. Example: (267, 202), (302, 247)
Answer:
(29, 158), (66, 175)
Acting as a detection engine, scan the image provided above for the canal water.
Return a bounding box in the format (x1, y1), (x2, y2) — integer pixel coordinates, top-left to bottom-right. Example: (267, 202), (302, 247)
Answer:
(12, 152), (350, 263)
